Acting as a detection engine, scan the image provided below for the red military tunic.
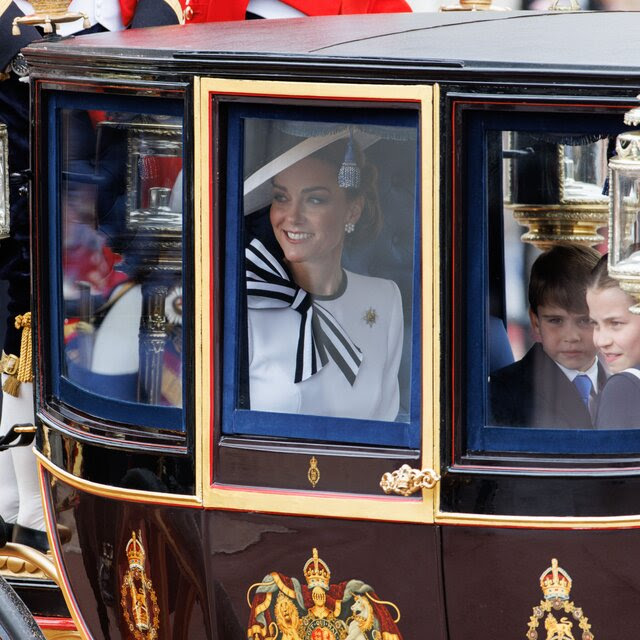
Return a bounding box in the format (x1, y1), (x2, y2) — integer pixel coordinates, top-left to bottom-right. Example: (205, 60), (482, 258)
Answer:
(119, 0), (410, 28)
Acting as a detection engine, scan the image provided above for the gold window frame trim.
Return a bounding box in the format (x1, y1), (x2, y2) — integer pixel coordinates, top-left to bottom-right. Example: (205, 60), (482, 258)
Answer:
(36, 450), (202, 507)
(195, 77), (439, 524)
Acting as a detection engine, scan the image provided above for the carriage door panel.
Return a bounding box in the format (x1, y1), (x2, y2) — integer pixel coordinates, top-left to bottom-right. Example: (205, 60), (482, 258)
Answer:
(194, 78), (444, 639)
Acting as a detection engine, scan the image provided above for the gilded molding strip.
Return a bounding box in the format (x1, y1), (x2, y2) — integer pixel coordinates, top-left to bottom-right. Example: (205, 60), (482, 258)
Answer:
(436, 510), (640, 530)
(35, 450), (201, 507)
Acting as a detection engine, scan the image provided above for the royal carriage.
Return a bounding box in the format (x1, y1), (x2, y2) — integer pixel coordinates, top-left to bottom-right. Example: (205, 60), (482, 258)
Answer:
(2, 6), (640, 639)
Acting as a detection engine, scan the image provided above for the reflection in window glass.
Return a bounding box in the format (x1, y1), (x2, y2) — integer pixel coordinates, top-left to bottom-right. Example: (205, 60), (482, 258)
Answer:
(242, 118), (417, 423)
(488, 131), (609, 429)
(60, 110), (183, 408)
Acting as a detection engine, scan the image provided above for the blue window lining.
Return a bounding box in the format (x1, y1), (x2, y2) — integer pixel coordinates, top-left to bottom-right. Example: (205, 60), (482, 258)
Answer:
(47, 92), (184, 431)
(464, 108), (640, 454)
(221, 102), (421, 448)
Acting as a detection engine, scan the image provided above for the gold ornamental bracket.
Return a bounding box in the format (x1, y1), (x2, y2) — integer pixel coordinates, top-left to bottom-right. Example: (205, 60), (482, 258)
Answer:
(12, 0), (89, 35)
(380, 464), (440, 497)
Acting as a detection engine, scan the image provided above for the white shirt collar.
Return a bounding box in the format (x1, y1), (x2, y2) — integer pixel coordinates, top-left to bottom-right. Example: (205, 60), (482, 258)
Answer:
(556, 358), (599, 392)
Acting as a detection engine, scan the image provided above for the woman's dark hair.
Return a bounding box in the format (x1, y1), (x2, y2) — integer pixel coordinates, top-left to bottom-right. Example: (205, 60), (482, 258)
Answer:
(312, 138), (382, 242)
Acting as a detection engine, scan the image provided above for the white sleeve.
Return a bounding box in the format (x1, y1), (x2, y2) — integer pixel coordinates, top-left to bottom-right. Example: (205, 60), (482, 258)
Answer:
(376, 280), (403, 421)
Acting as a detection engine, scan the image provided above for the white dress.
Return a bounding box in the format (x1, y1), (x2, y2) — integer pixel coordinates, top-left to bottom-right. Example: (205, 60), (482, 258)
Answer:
(248, 270), (403, 421)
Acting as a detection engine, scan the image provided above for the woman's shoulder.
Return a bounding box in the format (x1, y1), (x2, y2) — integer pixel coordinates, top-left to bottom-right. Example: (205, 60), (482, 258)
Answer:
(343, 269), (401, 298)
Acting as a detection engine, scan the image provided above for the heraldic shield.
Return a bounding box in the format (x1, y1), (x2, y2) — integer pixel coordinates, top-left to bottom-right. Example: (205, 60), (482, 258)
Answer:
(246, 547), (402, 640)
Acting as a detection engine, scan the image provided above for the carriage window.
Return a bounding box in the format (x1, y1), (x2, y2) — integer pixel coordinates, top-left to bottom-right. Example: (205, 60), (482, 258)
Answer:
(51, 96), (184, 430)
(462, 105), (640, 455)
(223, 107), (420, 448)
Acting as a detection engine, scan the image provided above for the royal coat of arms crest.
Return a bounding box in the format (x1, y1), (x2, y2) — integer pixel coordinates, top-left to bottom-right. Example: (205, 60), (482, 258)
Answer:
(247, 548), (402, 640)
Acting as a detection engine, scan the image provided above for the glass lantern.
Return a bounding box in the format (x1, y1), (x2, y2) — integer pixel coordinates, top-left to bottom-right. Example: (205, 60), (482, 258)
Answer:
(608, 110), (640, 313)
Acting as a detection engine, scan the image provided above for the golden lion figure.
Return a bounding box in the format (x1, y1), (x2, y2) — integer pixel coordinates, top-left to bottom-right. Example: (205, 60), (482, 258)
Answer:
(545, 613), (575, 640)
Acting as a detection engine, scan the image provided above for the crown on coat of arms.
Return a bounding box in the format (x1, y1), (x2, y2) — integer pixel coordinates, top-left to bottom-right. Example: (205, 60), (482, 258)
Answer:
(126, 531), (146, 572)
(303, 548), (331, 590)
(539, 558), (572, 600)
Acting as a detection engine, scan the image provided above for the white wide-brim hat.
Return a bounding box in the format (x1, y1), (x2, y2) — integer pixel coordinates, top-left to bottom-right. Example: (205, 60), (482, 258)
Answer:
(243, 126), (381, 215)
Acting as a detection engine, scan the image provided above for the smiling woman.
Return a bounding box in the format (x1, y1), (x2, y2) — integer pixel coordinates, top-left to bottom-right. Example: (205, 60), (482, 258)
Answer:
(244, 129), (404, 422)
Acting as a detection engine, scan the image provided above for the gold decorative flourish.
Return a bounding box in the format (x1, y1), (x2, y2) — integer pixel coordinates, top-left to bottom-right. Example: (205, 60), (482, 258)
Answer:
(380, 464), (440, 497)
(526, 559), (594, 640)
(120, 531), (160, 640)
(307, 457), (320, 488)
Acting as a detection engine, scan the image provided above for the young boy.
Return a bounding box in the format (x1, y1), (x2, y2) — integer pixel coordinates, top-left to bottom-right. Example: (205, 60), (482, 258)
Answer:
(489, 244), (605, 428)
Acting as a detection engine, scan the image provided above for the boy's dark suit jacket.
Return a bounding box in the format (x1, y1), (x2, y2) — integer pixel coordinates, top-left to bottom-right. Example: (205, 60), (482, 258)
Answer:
(489, 343), (607, 429)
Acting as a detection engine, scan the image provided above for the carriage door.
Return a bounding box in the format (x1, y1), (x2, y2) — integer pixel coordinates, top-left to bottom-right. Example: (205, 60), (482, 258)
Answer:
(194, 78), (446, 639)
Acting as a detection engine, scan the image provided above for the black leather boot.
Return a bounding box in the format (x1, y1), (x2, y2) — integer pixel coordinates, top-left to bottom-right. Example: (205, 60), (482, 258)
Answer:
(0, 516), (13, 547)
(11, 523), (49, 553)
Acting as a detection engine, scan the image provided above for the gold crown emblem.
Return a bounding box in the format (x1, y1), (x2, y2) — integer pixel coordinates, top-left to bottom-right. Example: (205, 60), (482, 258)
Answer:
(539, 558), (572, 601)
(303, 548), (331, 590)
(126, 531), (146, 572)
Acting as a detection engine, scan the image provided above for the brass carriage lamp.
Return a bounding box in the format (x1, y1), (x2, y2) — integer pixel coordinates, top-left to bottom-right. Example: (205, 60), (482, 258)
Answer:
(607, 102), (640, 313)
(0, 125), (9, 240)
(508, 133), (609, 250)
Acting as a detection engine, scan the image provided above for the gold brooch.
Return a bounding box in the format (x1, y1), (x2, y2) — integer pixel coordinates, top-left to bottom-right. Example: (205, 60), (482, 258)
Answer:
(363, 308), (377, 327)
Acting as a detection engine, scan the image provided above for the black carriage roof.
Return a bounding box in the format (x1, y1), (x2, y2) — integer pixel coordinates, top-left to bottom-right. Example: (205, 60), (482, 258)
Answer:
(23, 11), (640, 76)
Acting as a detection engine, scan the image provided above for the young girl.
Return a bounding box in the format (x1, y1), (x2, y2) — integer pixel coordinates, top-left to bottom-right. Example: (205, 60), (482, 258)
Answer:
(587, 255), (640, 429)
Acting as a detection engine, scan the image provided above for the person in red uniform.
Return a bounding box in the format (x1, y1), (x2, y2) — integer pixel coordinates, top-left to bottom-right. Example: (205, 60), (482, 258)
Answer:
(120, 0), (411, 29)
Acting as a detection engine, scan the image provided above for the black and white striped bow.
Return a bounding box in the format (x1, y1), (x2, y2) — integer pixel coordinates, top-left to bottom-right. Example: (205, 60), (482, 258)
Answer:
(246, 237), (362, 385)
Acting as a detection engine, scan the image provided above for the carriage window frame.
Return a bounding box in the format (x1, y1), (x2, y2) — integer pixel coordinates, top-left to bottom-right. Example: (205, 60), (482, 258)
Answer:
(456, 100), (640, 458)
(221, 102), (422, 449)
(46, 91), (185, 432)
